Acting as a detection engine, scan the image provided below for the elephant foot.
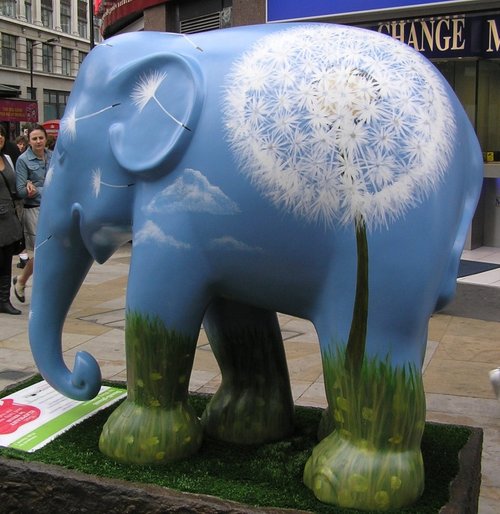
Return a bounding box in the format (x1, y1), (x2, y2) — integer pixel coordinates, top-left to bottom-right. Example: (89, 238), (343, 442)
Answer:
(303, 431), (424, 510)
(201, 386), (294, 444)
(99, 399), (202, 464)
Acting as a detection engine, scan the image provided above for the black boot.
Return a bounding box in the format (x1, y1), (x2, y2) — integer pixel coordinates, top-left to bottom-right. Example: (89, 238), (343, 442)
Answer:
(0, 275), (21, 315)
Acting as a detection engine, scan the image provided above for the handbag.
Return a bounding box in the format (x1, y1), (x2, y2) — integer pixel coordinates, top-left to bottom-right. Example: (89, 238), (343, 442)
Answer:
(0, 165), (25, 255)
(10, 237), (26, 255)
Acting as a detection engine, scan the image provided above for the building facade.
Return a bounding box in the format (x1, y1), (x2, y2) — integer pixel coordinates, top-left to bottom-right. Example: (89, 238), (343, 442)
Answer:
(0, 0), (99, 135)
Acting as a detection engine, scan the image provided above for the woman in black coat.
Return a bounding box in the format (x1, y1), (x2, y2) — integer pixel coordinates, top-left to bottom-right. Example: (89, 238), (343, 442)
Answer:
(0, 126), (23, 314)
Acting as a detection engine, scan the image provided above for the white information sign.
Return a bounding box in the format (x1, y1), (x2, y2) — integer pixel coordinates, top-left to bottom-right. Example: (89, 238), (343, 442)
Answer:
(0, 380), (126, 452)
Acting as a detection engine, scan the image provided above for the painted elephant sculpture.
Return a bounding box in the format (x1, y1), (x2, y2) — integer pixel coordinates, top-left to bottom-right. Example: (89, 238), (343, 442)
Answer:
(29, 23), (483, 510)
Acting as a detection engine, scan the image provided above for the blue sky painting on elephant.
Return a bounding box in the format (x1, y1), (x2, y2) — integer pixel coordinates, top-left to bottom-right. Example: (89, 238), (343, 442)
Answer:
(28, 23), (483, 512)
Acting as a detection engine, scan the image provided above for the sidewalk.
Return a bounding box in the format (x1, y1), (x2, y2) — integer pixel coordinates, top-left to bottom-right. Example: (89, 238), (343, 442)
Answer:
(1, 244), (499, 513)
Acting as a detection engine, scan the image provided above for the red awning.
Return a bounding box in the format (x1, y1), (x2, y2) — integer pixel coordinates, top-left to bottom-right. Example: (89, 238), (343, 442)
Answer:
(0, 99), (38, 122)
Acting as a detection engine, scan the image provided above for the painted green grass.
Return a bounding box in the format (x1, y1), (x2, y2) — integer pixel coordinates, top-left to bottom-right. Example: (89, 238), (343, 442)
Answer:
(304, 348), (426, 509)
(99, 313), (202, 464)
(202, 323), (294, 445)
(1, 379), (470, 513)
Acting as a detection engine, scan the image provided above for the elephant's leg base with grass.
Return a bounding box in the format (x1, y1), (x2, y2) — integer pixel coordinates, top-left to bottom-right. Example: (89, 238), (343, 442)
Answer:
(304, 349), (427, 509)
(99, 313), (203, 464)
(99, 300), (295, 464)
(201, 298), (295, 445)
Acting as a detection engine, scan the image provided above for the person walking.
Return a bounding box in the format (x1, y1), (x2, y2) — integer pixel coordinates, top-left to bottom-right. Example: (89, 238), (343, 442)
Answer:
(13, 124), (52, 303)
(14, 135), (29, 269)
(15, 135), (28, 154)
(0, 126), (23, 315)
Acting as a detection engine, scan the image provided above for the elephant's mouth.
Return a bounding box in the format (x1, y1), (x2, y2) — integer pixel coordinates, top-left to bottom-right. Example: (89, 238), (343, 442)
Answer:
(87, 225), (132, 264)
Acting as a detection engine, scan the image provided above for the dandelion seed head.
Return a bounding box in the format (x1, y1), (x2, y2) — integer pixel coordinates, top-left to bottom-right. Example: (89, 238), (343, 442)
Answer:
(131, 71), (168, 112)
(45, 165), (55, 187)
(91, 168), (101, 198)
(223, 25), (456, 230)
(61, 107), (77, 139)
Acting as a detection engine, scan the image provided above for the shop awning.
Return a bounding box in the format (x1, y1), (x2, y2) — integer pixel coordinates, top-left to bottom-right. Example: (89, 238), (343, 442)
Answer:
(0, 84), (21, 99)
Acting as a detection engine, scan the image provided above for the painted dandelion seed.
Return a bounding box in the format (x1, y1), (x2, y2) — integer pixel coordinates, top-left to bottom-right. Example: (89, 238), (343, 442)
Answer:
(92, 169), (102, 197)
(61, 104), (120, 140)
(91, 168), (133, 198)
(131, 71), (189, 129)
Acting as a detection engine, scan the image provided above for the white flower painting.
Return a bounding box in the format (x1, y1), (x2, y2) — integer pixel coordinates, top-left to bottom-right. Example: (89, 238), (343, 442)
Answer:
(223, 25), (456, 230)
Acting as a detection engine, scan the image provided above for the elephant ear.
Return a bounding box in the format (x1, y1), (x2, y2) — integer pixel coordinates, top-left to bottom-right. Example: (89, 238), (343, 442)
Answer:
(109, 53), (204, 174)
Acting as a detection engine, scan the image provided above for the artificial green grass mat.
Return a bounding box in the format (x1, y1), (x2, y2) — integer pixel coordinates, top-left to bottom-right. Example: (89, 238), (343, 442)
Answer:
(0, 380), (470, 513)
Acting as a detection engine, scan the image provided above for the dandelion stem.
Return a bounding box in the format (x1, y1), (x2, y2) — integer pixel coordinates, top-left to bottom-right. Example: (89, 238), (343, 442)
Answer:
(77, 103), (121, 122)
(345, 217), (369, 377)
(154, 97), (191, 131)
(101, 181), (134, 188)
(181, 34), (203, 52)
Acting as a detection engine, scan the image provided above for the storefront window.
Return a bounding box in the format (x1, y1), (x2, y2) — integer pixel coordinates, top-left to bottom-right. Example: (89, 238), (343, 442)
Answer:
(433, 60), (477, 128)
(477, 60), (500, 157)
(435, 59), (500, 159)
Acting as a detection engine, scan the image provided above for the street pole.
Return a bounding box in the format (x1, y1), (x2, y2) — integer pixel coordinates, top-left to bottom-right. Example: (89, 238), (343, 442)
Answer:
(29, 42), (34, 100)
(89, 0), (95, 49)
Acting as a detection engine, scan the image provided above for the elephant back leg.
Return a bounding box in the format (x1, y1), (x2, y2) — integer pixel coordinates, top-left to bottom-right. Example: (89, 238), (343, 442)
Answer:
(202, 298), (294, 444)
(303, 302), (427, 510)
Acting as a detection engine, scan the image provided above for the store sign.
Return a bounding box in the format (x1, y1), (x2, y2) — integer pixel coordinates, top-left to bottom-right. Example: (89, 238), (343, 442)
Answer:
(374, 14), (500, 58)
(0, 99), (38, 122)
(267, 0), (478, 22)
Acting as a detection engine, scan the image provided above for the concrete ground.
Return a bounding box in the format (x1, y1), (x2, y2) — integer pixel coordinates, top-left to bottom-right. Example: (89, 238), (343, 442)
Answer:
(1, 243), (499, 512)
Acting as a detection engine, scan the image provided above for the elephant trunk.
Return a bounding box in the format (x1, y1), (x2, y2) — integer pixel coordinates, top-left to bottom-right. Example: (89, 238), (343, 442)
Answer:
(29, 226), (102, 401)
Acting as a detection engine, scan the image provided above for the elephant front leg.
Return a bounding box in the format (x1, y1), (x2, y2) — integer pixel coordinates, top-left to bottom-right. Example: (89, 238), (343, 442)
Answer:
(99, 312), (202, 464)
(304, 343), (426, 510)
(201, 298), (294, 444)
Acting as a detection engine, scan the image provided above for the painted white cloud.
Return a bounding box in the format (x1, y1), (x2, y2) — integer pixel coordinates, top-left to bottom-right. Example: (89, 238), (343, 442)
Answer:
(210, 236), (264, 253)
(145, 168), (240, 215)
(134, 220), (190, 249)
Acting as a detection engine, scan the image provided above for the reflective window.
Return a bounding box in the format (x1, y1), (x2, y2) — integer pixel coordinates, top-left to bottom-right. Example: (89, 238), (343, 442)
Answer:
(44, 89), (70, 120)
(62, 47), (72, 76)
(42, 43), (53, 73)
(0, 0), (16, 17)
(435, 59), (500, 161)
(41, 0), (53, 29)
(1, 33), (17, 67)
(60, 0), (71, 33)
(477, 60), (500, 158)
(78, 0), (88, 39)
